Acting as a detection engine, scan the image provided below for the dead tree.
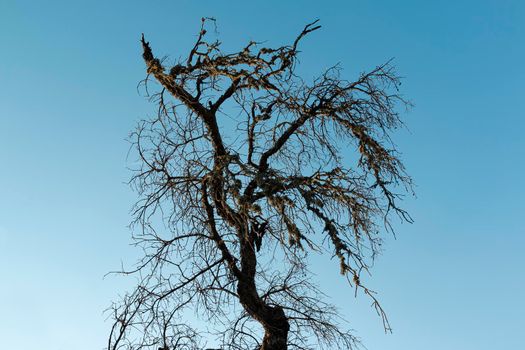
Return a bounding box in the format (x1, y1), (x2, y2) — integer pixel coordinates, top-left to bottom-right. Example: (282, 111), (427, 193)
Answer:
(108, 18), (413, 350)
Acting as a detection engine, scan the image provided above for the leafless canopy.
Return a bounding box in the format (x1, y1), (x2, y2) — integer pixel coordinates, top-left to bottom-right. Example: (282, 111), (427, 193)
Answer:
(108, 19), (413, 350)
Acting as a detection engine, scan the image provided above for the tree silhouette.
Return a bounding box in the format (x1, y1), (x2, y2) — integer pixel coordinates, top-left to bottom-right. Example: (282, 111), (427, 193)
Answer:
(108, 18), (413, 350)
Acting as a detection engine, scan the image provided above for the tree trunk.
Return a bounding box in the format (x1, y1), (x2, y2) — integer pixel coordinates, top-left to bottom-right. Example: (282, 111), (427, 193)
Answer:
(260, 305), (289, 350)
(237, 277), (290, 350)
(234, 217), (290, 349)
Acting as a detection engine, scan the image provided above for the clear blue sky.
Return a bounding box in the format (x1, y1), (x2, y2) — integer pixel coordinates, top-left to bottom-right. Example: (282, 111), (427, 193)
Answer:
(1, 1), (523, 349)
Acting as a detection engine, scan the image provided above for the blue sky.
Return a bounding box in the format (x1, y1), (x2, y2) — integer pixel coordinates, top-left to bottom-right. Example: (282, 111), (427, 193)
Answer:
(0, 1), (523, 349)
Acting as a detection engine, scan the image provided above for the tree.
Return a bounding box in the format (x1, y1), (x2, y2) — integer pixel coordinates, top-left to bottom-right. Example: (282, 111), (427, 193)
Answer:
(108, 18), (413, 350)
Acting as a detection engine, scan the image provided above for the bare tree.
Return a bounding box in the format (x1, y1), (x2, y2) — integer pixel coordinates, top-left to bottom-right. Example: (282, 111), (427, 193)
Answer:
(108, 18), (413, 350)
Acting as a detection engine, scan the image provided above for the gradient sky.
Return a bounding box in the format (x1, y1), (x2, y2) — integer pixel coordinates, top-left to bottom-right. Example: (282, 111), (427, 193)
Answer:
(1, 1), (524, 349)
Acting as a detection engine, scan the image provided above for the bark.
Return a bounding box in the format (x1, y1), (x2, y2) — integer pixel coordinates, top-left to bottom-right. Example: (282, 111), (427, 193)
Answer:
(260, 305), (289, 350)
(237, 278), (289, 350)
(236, 235), (289, 349)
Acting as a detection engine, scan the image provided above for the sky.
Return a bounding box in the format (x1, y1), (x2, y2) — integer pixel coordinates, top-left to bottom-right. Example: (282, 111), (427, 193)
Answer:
(0, 0), (524, 349)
